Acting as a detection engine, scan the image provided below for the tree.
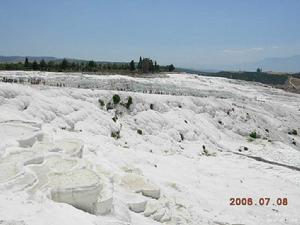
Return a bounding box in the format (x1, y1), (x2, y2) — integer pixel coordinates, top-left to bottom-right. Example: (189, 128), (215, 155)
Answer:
(129, 60), (135, 71)
(137, 56), (142, 70)
(0, 55), (174, 75)
(154, 61), (160, 72)
(60, 58), (69, 71)
(112, 94), (121, 104)
(141, 58), (152, 73)
(71, 62), (77, 71)
(32, 60), (39, 70)
(40, 59), (46, 71)
(88, 60), (96, 68)
(168, 64), (175, 72)
(47, 61), (55, 71)
(256, 67), (262, 73)
(112, 63), (118, 70)
(24, 57), (29, 69)
(149, 59), (154, 72)
(86, 60), (96, 71)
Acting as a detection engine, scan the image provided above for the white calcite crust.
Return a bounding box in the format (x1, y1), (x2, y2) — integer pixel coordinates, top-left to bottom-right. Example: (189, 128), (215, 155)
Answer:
(120, 193), (148, 213)
(0, 72), (300, 225)
(2, 150), (44, 166)
(121, 173), (160, 199)
(48, 169), (102, 213)
(0, 162), (22, 184)
(54, 139), (83, 158)
(95, 193), (113, 215)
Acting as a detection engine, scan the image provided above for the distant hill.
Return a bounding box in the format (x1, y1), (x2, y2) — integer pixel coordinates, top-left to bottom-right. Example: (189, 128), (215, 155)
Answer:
(180, 55), (300, 73)
(224, 55), (300, 73)
(0, 56), (58, 63)
(0, 55), (129, 65)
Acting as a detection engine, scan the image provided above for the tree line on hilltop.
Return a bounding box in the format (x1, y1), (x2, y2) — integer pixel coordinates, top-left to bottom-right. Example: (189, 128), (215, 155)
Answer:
(0, 57), (175, 73)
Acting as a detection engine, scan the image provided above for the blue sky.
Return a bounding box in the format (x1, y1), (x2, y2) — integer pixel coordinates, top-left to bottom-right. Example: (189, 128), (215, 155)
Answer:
(1, 0), (300, 69)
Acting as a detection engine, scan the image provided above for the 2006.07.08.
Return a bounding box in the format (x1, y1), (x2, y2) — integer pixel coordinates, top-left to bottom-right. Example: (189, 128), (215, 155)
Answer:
(230, 197), (288, 206)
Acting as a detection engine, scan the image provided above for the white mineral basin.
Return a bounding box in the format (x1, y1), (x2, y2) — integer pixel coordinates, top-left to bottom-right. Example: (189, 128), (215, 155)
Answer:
(48, 168), (101, 190)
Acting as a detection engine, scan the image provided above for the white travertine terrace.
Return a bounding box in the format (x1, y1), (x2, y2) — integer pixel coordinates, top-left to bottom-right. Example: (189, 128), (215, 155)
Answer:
(0, 162), (22, 184)
(1, 72), (299, 224)
(48, 169), (102, 214)
(0, 122), (112, 214)
(123, 193), (148, 213)
(54, 139), (83, 158)
(2, 150), (44, 166)
(121, 173), (161, 199)
(0, 122), (40, 147)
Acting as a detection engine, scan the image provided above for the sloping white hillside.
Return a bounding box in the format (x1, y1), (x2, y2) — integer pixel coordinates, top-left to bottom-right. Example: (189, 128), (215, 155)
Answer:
(0, 72), (299, 225)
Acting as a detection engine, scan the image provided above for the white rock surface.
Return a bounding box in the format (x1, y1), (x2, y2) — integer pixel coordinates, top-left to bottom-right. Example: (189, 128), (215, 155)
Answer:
(0, 71), (300, 225)
(2, 150), (44, 166)
(0, 162), (22, 183)
(55, 139), (83, 158)
(121, 193), (148, 213)
(48, 169), (102, 213)
(143, 199), (159, 217)
(121, 173), (160, 199)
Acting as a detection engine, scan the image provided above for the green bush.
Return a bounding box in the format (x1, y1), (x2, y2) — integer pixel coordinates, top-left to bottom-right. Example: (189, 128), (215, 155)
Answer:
(137, 129), (143, 135)
(288, 129), (298, 135)
(180, 133), (184, 141)
(126, 96), (133, 109)
(98, 99), (105, 107)
(113, 94), (121, 104)
(249, 131), (257, 139)
(111, 130), (120, 139)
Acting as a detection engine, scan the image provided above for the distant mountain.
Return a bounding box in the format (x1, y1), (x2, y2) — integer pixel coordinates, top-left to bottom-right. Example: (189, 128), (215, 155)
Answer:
(175, 67), (219, 74)
(225, 55), (300, 73)
(0, 56), (58, 63)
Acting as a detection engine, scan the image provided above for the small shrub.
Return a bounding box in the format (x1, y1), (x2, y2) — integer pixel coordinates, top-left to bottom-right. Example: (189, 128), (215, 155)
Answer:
(137, 129), (143, 135)
(249, 131), (257, 139)
(150, 103), (154, 110)
(180, 133), (184, 141)
(203, 149), (209, 156)
(98, 99), (105, 107)
(112, 116), (117, 122)
(106, 102), (113, 110)
(111, 130), (120, 139)
(112, 94), (121, 104)
(126, 96), (133, 109)
(289, 129), (298, 135)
